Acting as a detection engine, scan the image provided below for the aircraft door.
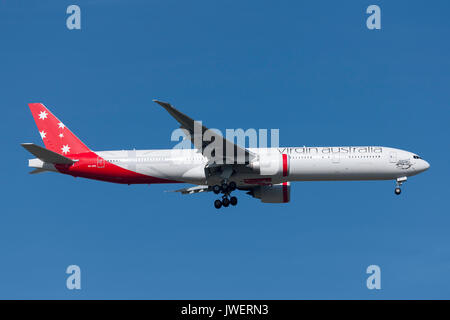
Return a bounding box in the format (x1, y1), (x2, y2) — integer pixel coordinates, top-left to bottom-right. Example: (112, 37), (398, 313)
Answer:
(97, 157), (105, 168)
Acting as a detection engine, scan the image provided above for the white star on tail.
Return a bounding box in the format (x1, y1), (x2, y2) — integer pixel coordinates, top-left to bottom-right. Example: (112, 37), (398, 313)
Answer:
(38, 111), (48, 120)
(58, 122), (65, 129)
(59, 133), (64, 138)
(61, 145), (70, 154)
(39, 130), (47, 139)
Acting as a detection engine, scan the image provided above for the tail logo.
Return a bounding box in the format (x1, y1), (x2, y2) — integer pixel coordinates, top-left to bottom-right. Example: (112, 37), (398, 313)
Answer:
(61, 145), (71, 154)
(38, 111), (48, 120)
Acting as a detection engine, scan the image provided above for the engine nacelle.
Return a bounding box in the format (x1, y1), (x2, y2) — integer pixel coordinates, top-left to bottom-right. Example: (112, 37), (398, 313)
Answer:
(250, 182), (291, 203)
(249, 154), (290, 177)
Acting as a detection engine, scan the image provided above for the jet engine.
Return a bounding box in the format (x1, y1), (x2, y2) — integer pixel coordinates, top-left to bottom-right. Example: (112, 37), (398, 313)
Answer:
(248, 154), (290, 177)
(248, 182), (290, 203)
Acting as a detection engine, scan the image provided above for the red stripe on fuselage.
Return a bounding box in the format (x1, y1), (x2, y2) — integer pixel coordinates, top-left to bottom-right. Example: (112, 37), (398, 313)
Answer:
(282, 153), (288, 177)
(55, 151), (180, 184)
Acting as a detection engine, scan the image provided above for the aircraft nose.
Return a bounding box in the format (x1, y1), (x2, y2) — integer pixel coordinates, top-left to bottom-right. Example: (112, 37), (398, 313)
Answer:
(417, 159), (430, 172)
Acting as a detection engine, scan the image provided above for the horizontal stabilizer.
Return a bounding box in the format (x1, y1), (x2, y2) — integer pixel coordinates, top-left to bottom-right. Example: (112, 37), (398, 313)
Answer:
(29, 168), (47, 174)
(166, 185), (211, 195)
(21, 143), (75, 164)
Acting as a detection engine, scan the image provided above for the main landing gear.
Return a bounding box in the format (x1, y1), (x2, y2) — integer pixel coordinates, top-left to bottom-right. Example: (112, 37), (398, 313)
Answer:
(214, 196), (238, 209)
(213, 181), (238, 209)
(394, 177), (407, 195)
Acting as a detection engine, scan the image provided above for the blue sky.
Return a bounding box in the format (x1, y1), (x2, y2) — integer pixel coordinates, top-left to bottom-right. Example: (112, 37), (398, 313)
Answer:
(0, 0), (449, 299)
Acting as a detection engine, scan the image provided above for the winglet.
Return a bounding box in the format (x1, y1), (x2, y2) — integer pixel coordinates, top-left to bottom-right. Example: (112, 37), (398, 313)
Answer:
(152, 99), (168, 105)
(153, 99), (177, 115)
(152, 99), (197, 131)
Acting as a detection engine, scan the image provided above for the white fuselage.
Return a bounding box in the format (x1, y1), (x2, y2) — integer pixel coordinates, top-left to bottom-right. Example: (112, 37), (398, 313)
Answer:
(95, 146), (430, 187)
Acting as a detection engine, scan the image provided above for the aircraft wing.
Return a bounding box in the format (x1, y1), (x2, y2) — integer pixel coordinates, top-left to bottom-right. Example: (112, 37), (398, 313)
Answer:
(153, 100), (257, 164)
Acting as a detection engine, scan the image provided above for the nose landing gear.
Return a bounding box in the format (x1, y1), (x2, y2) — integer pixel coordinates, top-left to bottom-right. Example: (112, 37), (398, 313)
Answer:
(394, 177), (407, 195)
(213, 181), (238, 209)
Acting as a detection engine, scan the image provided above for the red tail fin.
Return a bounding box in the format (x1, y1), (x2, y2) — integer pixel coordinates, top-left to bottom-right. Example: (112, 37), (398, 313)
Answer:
(28, 103), (91, 156)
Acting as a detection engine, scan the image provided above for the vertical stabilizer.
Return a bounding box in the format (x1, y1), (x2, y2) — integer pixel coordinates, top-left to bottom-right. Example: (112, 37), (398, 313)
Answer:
(28, 103), (91, 156)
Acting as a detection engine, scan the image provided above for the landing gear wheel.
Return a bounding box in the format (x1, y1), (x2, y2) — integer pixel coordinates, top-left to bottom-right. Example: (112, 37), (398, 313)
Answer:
(230, 196), (238, 206)
(228, 181), (237, 191)
(214, 199), (222, 209)
(213, 185), (221, 194)
(395, 187), (401, 195)
(222, 197), (230, 207)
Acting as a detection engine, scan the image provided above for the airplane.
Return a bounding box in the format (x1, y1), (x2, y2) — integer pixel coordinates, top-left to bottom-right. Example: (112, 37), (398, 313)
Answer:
(22, 101), (430, 209)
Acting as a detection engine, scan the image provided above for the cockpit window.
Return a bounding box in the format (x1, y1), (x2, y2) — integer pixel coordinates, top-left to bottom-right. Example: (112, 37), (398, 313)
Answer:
(413, 155), (421, 159)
